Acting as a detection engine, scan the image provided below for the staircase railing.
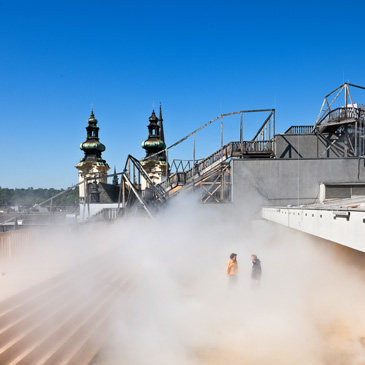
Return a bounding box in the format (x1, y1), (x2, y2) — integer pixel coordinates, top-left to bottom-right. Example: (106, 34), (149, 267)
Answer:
(122, 172), (154, 219)
(124, 155), (168, 201)
(160, 140), (273, 191)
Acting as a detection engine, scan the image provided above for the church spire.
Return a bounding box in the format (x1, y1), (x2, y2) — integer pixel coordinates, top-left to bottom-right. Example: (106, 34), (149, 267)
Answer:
(112, 166), (118, 185)
(159, 103), (165, 143)
(141, 107), (166, 161)
(79, 109), (106, 162)
(76, 109), (110, 204)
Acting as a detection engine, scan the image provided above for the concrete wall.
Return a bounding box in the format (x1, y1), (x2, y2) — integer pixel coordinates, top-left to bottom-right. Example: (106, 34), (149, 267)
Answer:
(232, 158), (365, 207)
(262, 206), (365, 252)
(275, 133), (354, 159)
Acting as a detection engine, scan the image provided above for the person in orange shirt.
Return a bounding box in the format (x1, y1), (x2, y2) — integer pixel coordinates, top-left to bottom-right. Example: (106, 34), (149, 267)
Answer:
(227, 253), (238, 286)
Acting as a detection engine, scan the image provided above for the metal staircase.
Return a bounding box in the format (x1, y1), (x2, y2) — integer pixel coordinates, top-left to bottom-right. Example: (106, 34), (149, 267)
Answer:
(313, 83), (365, 157)
(159, 140), (273, 198)
(122, 109), (276, 206)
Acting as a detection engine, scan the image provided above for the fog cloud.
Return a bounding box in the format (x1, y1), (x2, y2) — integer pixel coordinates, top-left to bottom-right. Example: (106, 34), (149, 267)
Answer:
(95, 195), (365, 364)
(2, 192), (365, 364)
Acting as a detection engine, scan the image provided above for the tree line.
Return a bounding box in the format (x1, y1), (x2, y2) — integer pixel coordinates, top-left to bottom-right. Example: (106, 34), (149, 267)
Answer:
(0, 187), (79, 207)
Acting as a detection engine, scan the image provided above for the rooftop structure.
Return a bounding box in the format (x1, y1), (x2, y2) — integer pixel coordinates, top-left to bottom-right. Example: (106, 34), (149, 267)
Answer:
(17, 82), (365, 250)
(261, 83), (365, 250)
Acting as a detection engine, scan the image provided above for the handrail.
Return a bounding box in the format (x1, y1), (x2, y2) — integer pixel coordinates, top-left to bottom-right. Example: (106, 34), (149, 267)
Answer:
(284, 126), (313, 134)
(251, 111), (274, 141)
(170, 159), (202, 174)
(313, 83), (365, 130)
(318, 107), (364, 127)
(124, 155), (167, 201)
(143, 109), (275, 162)
(122, 173), (154, 219)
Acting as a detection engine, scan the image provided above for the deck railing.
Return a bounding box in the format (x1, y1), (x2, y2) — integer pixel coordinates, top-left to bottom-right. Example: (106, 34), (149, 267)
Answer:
(284, 126), (313, 134)
(318, 107), (365, 127)
(0, 229), (40, 261)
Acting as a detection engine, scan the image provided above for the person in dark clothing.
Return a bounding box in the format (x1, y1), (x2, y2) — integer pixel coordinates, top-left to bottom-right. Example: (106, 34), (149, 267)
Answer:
(251, 254), (262, 288)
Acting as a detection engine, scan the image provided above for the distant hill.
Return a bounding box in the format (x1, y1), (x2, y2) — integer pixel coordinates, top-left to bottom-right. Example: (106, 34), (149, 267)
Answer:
(0, 187), (79, 207)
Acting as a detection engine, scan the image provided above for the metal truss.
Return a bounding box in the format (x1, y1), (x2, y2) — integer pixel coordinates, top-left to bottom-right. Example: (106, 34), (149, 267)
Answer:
(313, 83), (365, 158)
(194, 163), (231, 203)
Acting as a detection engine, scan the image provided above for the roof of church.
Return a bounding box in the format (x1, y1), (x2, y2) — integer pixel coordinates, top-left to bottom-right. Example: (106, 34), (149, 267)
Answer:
(98, 183), (120, 203)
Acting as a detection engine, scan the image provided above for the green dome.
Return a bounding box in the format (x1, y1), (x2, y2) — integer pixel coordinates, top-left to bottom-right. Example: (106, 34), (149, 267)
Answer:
(80, 141), (106, 152)
(141, 140), (166, 150)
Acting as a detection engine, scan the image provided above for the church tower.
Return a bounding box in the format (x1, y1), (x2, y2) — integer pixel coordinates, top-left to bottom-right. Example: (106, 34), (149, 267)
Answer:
(141, 104), (167, 186)
(76, 109), (110, 203)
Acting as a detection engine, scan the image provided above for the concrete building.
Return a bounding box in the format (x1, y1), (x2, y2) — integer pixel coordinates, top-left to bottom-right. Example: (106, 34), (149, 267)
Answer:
(255, 83), (365, 251)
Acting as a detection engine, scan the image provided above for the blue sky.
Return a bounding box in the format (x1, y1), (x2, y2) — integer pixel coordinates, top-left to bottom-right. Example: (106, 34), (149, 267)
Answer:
(1, 0), (365, 188)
